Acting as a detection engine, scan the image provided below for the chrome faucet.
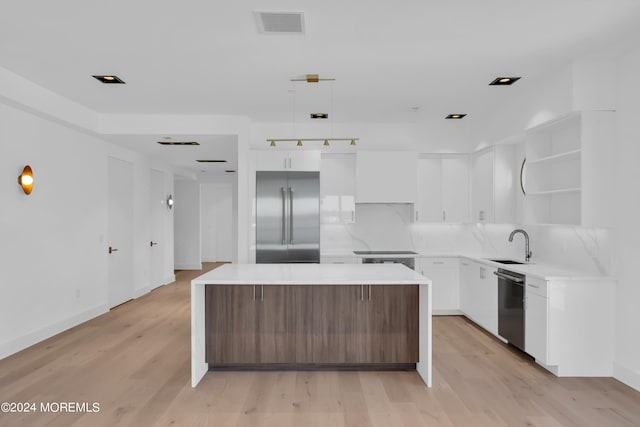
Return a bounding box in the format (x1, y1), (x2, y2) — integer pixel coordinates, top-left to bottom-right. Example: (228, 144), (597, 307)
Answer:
(509, 229), (532, 262)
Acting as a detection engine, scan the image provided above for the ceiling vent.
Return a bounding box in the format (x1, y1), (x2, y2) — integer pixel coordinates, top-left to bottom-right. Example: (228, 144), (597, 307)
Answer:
(255, 11), (305, 34)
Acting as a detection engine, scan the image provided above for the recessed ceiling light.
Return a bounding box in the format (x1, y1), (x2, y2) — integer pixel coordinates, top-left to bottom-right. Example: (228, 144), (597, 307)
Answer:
(92, 75), (125, 84)
(156, 141), (200, 145)
(196, 160), (227, 163)
(446, 114), (467, 119)
(310, 113), (328, 119)
(489, 77), (521, 86)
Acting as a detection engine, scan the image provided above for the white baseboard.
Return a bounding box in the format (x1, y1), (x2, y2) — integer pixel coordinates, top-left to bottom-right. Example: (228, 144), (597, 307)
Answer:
(614, 362), (640, 392)
(163, 274), (176, 285)
(0, 304), (109, 361)
(175, 264), (202, 270)
(133, 286), (151, 298)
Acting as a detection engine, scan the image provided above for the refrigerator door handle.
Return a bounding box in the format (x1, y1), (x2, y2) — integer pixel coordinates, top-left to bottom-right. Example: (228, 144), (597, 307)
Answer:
(281, 187), (286, 245)
(289, 187), (294, 244)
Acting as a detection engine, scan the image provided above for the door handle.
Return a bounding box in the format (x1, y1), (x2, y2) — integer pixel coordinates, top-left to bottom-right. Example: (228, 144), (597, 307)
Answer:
(281, 187), (286, 245)
(289, 187), (294, 244)
(150, 241), (158, 247)
(108, 246), (118, 254)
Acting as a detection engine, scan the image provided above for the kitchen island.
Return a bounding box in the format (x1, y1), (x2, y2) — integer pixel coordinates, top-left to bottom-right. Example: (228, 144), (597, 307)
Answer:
(191, 263), (432, 387)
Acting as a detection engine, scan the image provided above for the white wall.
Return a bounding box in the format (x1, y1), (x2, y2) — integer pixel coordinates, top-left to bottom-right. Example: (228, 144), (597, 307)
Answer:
(173, 179), (202, 270)
(612, 48), (640, 391)
(0, 74), (176, 359)
(0, 102), (109, 359)
(201, 180), (235, 263)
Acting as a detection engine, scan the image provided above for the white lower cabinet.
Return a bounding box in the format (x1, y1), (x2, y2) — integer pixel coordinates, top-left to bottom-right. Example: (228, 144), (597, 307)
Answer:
(456, 257), (615, 377)
(458, 258), (498, 337)
(459, 259), (475, 318)
(525, 277), (549, 365)
(474, 263), (498, 336)
(417, 257), (459, 314)
(523, 276), (615, 376)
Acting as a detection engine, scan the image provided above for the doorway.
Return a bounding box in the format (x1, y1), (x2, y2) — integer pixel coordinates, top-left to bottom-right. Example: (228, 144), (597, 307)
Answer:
(201, 183), (233, 262)
(107, 157), (134, 308)
(149, 169), (165, 289)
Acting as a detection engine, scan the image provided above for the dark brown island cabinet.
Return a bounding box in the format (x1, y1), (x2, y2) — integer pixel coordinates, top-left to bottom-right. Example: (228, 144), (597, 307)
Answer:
(205, 284), (419, 369)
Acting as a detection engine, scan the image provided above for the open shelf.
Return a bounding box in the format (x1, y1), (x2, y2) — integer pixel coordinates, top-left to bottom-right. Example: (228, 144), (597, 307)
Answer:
(526, 187), (581, 196)
(522, 111), (614, 227)
(527, 149), (581, 166)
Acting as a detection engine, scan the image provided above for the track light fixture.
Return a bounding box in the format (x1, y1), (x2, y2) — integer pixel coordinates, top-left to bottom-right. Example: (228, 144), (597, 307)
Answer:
(266, 138), (360, 147)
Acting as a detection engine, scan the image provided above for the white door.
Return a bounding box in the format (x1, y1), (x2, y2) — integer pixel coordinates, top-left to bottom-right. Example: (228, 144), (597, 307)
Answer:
(201, 183), (233, 262)
(149, 169), (165, 289)
(108, 157), (134, 308)
(416, 156), (442, 222)
(441, 155), (469, 222)
(471, 148), (494, 222)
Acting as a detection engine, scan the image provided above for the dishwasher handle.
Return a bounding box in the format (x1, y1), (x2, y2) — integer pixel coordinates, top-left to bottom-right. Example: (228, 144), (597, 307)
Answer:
(494, 271), (525, 284)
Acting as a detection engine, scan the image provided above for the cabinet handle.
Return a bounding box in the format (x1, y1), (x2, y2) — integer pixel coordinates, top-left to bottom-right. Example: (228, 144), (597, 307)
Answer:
(288, 157), (292, 169)
(520, 157), (527, 196)
(527, 283), (540, 288)
(361, 285), (364, 301)
(433, 261), (444, 265)
(108, 246), (118, 254)
(253, 285), (256, 301)
(284, 158), (287, 169)
(281, 187), (286, 244)
(443, 210), (446, 221)
(368, 284), (371, 301)
(261, 284), (264, 301)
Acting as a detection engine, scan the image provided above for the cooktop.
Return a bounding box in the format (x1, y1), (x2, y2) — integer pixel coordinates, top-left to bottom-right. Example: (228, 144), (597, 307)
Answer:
(353, 251), (418, 255)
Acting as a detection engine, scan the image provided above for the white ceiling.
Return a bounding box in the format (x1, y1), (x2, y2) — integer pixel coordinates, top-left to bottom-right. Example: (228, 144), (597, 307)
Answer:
(105, 134), (238, 177)
(3, 0), (640, 169)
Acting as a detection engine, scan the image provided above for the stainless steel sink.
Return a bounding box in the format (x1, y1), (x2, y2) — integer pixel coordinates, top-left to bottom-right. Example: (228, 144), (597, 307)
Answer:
(488, 259), (525, 265)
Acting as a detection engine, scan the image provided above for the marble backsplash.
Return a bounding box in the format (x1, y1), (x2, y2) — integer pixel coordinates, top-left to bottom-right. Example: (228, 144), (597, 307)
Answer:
(321, 204), (613, 276)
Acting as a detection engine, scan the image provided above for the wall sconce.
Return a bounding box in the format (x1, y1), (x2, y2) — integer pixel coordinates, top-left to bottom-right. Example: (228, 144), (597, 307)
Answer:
(166, 194), (174, 210)
(18, 165), (34, 195)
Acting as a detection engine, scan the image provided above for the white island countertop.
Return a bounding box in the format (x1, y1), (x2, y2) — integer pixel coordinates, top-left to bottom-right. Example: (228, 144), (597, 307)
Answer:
(191, 263), (431, 285)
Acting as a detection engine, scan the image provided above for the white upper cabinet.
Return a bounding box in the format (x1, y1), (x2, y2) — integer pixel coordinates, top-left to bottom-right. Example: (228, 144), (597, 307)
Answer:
(255, 150), (321, 171)
(320, 153), (356, 224)
(470, 145), (517, 223)
(355, 151), (417, 203)
(522, 111), (615, 227)
(415, 154), (469, 222)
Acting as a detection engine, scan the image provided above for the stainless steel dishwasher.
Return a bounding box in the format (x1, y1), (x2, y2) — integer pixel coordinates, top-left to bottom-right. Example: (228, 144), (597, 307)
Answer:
(495, 268), (526, 351)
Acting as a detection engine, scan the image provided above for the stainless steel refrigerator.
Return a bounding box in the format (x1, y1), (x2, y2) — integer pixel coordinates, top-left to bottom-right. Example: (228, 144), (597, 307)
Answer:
(256, 171), (320, 263)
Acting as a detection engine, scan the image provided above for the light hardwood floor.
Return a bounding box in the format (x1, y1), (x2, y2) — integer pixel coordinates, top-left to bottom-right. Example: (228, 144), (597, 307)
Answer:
(1, 262), (640, 426)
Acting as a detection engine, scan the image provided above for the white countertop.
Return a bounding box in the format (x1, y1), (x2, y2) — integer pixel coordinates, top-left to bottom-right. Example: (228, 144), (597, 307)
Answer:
(191, 263), (431, 285)
(320, 252), (615, 281)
